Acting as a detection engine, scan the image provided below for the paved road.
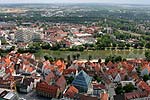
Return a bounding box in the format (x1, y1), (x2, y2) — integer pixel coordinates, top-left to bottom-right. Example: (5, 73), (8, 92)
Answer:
(108, 83), (116, 100)
(18, 90), (50, 100)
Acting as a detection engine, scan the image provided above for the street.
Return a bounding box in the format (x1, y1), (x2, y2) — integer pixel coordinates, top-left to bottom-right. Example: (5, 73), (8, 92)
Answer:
(18, 90), (50, 100)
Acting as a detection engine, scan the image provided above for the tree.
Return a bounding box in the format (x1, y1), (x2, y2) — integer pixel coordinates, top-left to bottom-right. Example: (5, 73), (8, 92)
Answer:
(118, 42), (125, 49)
(115, 85), (124, 95)
(76, 53), (80, 60)
(18, 48), (28, 53)
(72, 55), (77, 60)
(123, 58), (127, 61)
(77, 45), (84, 51)
(44, 55), (49, 61)
(44, 55), (54, 62)
(96, 35), (114, 49)
(27, 42), (41, 53)
(136, 66), (142, 75)
(67, 55), (72, 68)
(67, 76), (74, 84)
(88, 55), (92, 60)
(123, 83), (135, 93)
(67, 55), (71, 62)
(115, 56), (122, 62)
(143, 74), (150, 82)
(112, 43), (117, 47)
(145, 51), (150, 61)
(105, 55), (123, 64)
(70, 45), (84, 51)
(126, 43), (130, 48)
(145, 43), (150, 49)
(139, 42), (144, 48)
(41, 42), (51, 49)
(115, 83), (135, 94)
(105, 56), (112, 64)
(9, 46), (15, 51)
(125, 43), (130, 49)
(48, 56), (54, 62)
(98, 58), (102, 63)
(93, 75), (101, 83)
(51, 42), (61, 50)
(133, 43), (139, 49)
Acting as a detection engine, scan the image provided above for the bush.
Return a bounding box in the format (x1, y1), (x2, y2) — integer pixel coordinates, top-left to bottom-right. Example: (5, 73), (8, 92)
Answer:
(145, 51), (150, 61)
(41, 42), (51, 49)
(69, 45), (84, 51)
(105, 55), (122, 63)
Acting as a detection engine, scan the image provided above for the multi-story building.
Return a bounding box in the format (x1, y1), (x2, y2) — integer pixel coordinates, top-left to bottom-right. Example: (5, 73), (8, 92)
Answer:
(0, 88), (19, 100)
(15, 28), (43, 43)
(15, 29), (32, 43)
(32, 32), (43, 42)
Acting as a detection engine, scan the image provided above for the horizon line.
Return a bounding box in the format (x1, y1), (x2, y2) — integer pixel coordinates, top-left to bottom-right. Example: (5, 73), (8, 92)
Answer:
(0, 2), (150, 5)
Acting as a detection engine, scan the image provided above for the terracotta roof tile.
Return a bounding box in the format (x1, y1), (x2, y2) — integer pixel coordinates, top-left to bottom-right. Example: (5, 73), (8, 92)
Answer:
(93, 84), (106, 90)
(64, 85), (78, 98)
(122, 62), (134, 72)
(124, 91), (148, 100)
(45, 72), (55, 84)
(36, 82), (59, 98)
(77, 94), (98, 100)
(4, 58), (11, 65)
(107, 61), (114, 68)
(138, 81), (150, 93)
(101, 92), (109, 100)
(142, 63), (150, 73)
(56, 76), (66, 92)
(63, 68), (76, 75)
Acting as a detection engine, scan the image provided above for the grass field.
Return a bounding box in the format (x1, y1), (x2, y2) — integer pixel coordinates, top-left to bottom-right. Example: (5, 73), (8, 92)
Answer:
(34, 49), (147, 60)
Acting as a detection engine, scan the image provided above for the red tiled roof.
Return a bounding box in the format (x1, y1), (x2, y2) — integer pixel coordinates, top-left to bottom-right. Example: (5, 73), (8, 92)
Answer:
(90, 63), (101, 72)
(93, 84), (106, 90)
(24, 53), (33, 59)
(36, 82), (59, 98)
(4, 57), (11, 66)
(56, 76), (66, 92)
(55, 60), (66, 73)
(45, 72), (55, 84)
(122, 62), (134, 72)
(5, 67), (14, 75)
(55, 60), (63, 66)
(138, 81), (150, 93)
(142, 63), (150, 73)
(106, 68), (118, 75)
(101, 92), (109, 100)
(78, 94), (98, 100)
(43, 60), (51, 66)
(64, 85), (78, 98)
(124, 91), (148, 100)
(27, 67), (34, 72)
(107, 61), (114, 68)
(23, 60), (30, 65)
(43, 65), (55, 71)
(127, 59), (144, 64)
(131, 72), (139, 80)
(63, 68), (76, 75)
(94, 64), (101, 72)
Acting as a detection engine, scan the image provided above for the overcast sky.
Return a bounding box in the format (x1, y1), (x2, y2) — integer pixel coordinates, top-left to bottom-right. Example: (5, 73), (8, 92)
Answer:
(0, 0), (150, 4)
